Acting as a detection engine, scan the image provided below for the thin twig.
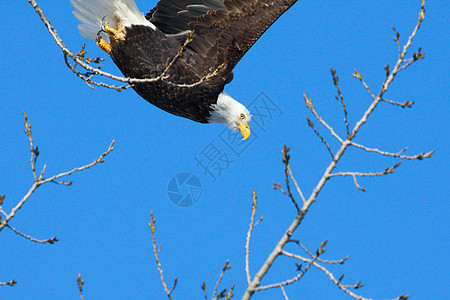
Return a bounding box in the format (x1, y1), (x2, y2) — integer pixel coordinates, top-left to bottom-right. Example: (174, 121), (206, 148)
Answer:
(329, 162), (402, 191)
(202, 282), (208, 300)
(286, 164), (306, 204)
(273, 146), (305, 207)
(282, 250), (368, 300)
(63, 51), (131, 91)
(0, 279), (17, 286)
(350, 142), (434, 160)
(329, 162), (402, 178)
(149, 212), (176, 300)
(0, 113), (115, 232)
(245, 191), (258, 286)
(281, 146), (300, 211)
(351, 174), (366, 192)
(380, 98), (414, 108)
(255, 241), (326, 292)
(23, 111), (38, 181)
(389, 295), (410, 300)
(306, 117), (334, 159)
(38, 140), (115, 185)
(280, 285), (289, 300)
(225, 285), (235, 300)
(288, 240), (350, 265)
(77, 274), (84, 300)
(212, 260), (231, 300)
(254, 253), (317, 291)
(353, 70), (376, 100)
(160, 31), (194, 79)
(392, 26), (402, 56)
(304, 94), (344, 144)
(0, 206), (8, 218)
(6, 224), (58, 244)
(331, 68), (350, 137)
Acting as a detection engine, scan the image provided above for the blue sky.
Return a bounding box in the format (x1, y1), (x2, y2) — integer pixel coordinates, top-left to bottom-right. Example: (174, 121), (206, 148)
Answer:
(1, 0), (448, 299)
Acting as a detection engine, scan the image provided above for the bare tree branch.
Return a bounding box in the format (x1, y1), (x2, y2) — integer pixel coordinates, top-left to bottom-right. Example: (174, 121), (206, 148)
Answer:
(305, 117), (335, 159)
(212, 260), (232, 300)
(245, 191), (259, 286)
(353, 69), (376, 100)
(285, 166), (306, 205)
(288, 240), (350, 265)
(279, 145), (301, 210)
(202, 282), (208, 300)
(304, 94), (344, 145)
(330, 162), (402, 178)
(27, 0), (223, 90)
(280, 285), (289, 300)
(350, 142), (434, 160)
(282, 250), (369, 300)
(331, 68), (350, 137)
(6, 224), (58, 244)
(225, 286), (235, 300)
(273, 145), (307, 206)
(253, 255), (315, 291)
(76, 274), (84, 300)
(149, 212), (177, 300)
(242, 2), (429, 298)
(328, 161), (402, 192)
(352, 174), (367, 192)
(389, 295), (410, 300)
(0, 279), (17, 287)
(380, 98), (414, 108)
(63, 47), (131, 91)
(255, 242), (325, 293)
(250, 241), (328, 300)
(0, 112), (115, 234)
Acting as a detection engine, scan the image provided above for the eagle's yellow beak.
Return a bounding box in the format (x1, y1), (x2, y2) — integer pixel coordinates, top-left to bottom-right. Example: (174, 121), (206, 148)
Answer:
(238, 121), (251, 140)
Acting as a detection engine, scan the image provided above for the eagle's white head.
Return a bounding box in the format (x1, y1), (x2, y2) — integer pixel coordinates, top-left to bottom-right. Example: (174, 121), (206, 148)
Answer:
(208, 92), (252, 140)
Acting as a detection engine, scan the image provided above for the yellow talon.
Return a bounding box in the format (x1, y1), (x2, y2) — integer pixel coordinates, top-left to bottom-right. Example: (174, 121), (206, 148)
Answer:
(103, 21), (115, 36)
(96, 35), (112, 54)
(96, 21), (125, 54)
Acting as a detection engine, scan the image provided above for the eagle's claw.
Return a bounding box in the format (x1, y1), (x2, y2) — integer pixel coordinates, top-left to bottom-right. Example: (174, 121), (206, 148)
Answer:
(96, 19), (125, 54)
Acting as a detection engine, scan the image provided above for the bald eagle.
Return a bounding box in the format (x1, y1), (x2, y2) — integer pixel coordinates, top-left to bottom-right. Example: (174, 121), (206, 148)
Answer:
(71, 0), (298, 140)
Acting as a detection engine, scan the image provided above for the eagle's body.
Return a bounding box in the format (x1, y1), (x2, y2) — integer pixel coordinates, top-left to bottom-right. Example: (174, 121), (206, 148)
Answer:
(71, 0), (298, 138)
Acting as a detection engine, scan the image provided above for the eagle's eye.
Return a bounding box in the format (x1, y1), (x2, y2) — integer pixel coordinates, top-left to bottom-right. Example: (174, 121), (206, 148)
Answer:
(240, 113), (245, 120)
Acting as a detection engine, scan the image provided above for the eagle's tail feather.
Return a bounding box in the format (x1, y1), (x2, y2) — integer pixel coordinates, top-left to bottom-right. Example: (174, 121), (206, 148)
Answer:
(71, 0), (154, 41)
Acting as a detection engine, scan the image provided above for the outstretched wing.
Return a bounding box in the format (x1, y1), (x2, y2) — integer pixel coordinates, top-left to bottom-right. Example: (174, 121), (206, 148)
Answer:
(147, 0), (299, 78)
(146, 0), (226, 34)
(110, 0), (298, 122)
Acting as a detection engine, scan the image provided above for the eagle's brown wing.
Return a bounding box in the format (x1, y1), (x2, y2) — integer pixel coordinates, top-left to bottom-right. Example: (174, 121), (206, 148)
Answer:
(110, 0), (298, 122)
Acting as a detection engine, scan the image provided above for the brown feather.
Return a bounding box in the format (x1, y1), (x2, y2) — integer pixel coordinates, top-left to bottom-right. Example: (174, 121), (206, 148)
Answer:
(110, 0), (298, 123)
